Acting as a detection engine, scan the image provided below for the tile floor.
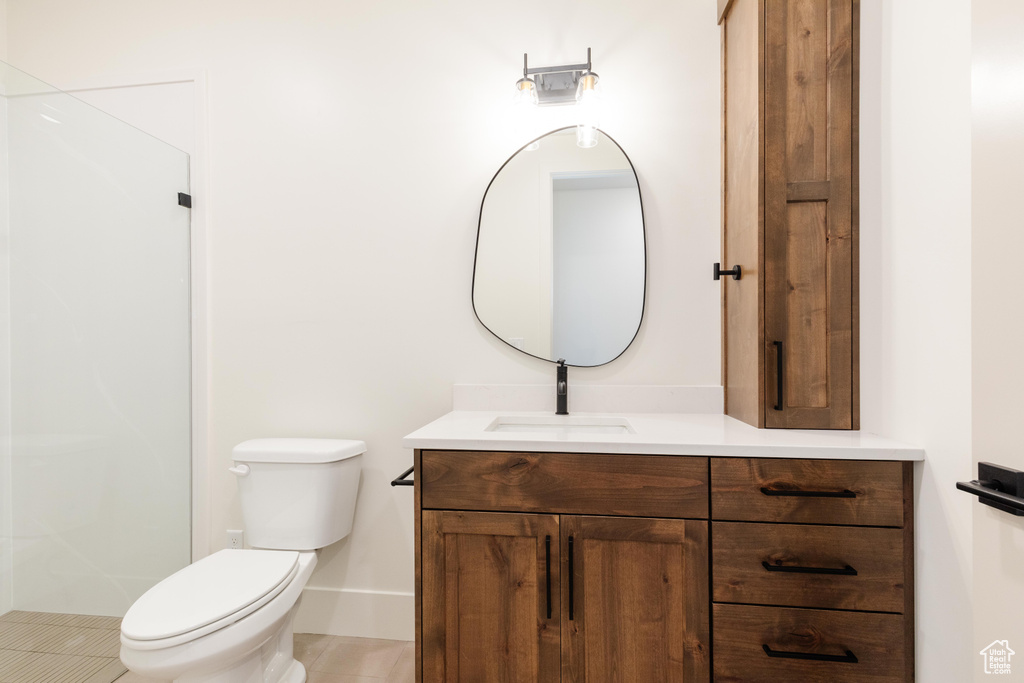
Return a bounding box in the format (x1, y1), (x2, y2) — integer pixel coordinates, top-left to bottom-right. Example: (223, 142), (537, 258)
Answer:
(0, 610), (126, 683)
(0, 611), (414, 683)
(117, 633), (414, 683)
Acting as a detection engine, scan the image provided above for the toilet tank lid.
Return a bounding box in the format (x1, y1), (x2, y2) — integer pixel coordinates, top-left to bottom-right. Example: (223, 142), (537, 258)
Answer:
(233, 438), (366, 464)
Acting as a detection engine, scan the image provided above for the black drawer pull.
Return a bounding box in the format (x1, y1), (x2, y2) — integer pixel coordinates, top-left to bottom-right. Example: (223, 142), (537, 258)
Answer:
(762, 644), (859, 663)
(762, 561), (858, 576)
(760, 487), (857, 498)
(773, 340), (783, 411)
(545, 535), (552, 619)
(568, 536), (575, 621)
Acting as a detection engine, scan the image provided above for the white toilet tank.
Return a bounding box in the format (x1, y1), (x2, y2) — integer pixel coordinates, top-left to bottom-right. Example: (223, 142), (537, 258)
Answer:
(231, 438), (365, 550)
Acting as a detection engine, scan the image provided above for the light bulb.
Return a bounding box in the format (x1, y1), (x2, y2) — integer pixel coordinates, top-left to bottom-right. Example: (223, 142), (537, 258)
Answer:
(575, 71), (601, 148)
(514, 77), (538, 107)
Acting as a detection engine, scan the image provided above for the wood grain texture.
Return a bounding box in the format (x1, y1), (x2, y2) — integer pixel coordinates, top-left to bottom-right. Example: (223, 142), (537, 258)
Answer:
(722, 0), (765, 428)
(783, 0), (828, 182)
(787, 180), (831, 202)
(421, 510), (445, 682)
(421, 451), (708, 519)
(785, 200), (829, 408)
(712, 522), (905, 612)
(763, 0), (856, 429)
(710, 457), (903, 526)
(563, 516), (710, 682)
(850, 0), (861, 429)
(421, 511), (560, 683)
(713, 604), (907, 682)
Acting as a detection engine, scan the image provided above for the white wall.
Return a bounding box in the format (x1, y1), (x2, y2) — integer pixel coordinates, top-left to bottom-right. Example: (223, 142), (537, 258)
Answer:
(0, 1), (7, 61)
(860, 1), (974, 679)
(4, 0), (722, 638)
(552, 182), (644, 365)
(972, 0), (1024, 679)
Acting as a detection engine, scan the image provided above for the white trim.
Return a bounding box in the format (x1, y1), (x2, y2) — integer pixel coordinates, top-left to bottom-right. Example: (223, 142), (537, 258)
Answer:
(52, 69), (212, 563)
(293, 587), (414, 642)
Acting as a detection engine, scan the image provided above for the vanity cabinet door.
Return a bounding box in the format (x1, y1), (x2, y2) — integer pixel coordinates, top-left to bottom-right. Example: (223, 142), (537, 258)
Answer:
(762, 0), (858, 429)
(421, 510), (560, 683)
(561, 516), (710, 683)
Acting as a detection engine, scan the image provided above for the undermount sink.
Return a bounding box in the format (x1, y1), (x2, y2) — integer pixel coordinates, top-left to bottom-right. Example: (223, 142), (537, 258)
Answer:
(484, 415), (636, 435)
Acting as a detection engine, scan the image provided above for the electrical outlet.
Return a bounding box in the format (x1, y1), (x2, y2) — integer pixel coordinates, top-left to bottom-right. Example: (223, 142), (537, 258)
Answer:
(227, 530), (244, 549)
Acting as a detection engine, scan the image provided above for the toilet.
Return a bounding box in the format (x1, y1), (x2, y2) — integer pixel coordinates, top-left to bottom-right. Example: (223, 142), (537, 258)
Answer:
(120, 438), (364, 683)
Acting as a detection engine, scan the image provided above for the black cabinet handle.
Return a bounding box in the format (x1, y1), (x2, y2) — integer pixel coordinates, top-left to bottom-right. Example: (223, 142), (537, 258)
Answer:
(390, 466), (414, 487)
(762, 644), (859, 663)
(568, 536), (575, 621)
(773, 340), (784, 411)
(545, 535), (552, 619)
(714, 262), (742, 280)
(760, 487), (857, 498)
(762, 561), (858, 576)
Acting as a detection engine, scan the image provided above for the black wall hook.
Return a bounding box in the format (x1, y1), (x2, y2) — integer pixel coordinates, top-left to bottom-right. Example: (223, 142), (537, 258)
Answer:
(714, 263), (742, 280)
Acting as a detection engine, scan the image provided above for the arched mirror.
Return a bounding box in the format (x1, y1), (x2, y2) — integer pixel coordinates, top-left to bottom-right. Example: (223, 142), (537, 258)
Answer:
(472, 127), (646, 367)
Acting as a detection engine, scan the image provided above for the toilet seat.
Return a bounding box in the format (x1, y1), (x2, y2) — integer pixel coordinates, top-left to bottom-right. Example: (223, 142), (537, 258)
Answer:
(122, 549), (299, 649)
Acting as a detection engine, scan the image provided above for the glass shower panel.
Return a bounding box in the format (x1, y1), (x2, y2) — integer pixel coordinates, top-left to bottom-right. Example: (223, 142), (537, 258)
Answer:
(1, 61), (191, 617)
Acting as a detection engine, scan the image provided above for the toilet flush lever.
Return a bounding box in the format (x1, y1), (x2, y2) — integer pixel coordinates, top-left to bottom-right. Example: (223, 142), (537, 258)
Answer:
(228, 463), (250, 477)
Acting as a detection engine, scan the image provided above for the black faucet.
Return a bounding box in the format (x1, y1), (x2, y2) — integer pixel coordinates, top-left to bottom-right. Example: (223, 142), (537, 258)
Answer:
(556, 359), (568, 415)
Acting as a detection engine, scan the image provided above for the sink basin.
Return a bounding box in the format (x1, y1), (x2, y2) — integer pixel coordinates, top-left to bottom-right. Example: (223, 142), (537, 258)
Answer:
(485, 415), (635, 435)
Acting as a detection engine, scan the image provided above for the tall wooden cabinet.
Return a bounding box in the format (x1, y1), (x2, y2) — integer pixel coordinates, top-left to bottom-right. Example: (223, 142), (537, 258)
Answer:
(719, 0), (860, 429)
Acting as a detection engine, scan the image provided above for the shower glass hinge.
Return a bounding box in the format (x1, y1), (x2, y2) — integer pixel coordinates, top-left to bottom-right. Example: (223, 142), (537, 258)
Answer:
(178, 192), (192, 208)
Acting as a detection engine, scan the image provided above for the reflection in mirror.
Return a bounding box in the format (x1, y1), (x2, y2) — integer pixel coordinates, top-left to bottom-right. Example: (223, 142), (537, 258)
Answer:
(473, 128), (645, 367)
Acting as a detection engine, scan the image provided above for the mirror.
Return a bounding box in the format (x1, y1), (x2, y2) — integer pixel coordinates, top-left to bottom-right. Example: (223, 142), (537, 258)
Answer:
(472, 127), (645, 367)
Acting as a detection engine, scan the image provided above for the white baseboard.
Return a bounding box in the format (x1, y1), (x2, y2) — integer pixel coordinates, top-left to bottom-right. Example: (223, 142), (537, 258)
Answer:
(294, 586), (414, 642)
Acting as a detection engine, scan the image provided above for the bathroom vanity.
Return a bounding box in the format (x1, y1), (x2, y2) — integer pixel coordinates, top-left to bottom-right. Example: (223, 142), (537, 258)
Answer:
(403, 412), (922, 682)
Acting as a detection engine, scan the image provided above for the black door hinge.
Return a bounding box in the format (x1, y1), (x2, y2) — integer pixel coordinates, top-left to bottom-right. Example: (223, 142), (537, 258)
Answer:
(178, 192), (192, 208)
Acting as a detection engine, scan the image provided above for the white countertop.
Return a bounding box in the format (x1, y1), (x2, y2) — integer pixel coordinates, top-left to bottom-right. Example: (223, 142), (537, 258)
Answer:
(403, 411), (924, 461)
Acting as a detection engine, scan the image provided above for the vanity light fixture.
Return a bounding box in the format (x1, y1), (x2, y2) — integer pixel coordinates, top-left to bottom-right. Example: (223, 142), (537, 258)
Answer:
(516, 48), (602, 148)
(514, 74), (539, 107)
(575, 70), (601, 148)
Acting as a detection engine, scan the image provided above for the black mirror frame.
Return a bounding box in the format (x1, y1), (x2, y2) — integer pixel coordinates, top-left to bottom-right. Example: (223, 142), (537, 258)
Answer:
(470, 126), (647, 368)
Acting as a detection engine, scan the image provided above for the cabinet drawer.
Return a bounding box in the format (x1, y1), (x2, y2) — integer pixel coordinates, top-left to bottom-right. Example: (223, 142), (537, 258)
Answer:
(713, 604), (907, 683)
(711, 458), (905, 526)
(420, 450), (708, 518)
(712, 522), (905, 613)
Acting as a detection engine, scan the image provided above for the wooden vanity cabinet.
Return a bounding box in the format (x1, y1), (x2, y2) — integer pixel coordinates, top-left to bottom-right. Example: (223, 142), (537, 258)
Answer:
(719, 0), (860, 429)
(415, 450), (711, 682)
(414, 451), (912, 682)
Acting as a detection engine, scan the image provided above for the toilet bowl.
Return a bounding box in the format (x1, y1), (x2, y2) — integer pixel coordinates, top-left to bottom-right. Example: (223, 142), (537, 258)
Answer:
(120, 438), (364, 683)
